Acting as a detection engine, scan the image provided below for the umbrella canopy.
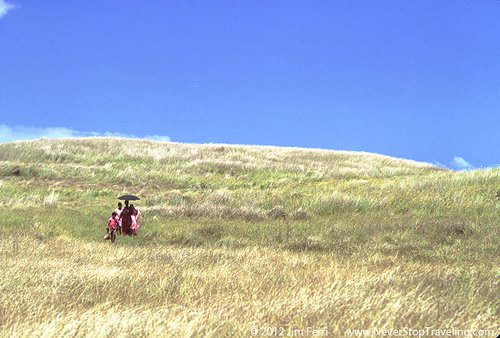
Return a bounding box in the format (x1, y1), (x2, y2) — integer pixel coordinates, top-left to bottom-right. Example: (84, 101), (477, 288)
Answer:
(117, 194), (140, 201)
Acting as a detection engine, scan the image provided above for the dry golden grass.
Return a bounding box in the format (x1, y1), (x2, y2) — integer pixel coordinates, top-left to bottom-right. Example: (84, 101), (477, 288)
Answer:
(0, 138), (498, 337)
(1, 235), (497, 337)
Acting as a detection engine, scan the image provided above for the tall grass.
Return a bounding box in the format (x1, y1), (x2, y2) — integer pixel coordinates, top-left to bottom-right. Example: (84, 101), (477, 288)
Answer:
(0, 138), (498, 337)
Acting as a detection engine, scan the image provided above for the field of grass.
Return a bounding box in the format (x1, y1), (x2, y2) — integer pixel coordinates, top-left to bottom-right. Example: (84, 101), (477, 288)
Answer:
(0, 138), (498, 337)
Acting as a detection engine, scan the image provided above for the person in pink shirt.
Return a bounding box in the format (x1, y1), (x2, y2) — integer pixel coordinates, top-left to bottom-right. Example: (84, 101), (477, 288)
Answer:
(106, 212), (118, 243)
(130, 204), (141, 236)
(114, 202), (123, 235)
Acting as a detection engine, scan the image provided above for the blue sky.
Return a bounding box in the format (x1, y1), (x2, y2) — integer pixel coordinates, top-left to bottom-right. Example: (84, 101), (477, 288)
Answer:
(0, 1), (499, 169)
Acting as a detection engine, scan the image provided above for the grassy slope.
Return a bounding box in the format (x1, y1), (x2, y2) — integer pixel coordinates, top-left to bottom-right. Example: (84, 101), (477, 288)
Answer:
(0, 138), (498, 337)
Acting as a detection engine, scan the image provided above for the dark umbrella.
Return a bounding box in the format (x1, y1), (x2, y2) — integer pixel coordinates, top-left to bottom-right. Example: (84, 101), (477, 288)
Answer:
(117, 194), (140, 201)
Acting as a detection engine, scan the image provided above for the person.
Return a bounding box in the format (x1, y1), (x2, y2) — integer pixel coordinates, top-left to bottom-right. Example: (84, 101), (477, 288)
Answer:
(114, 202), (123, 235)
(120, 200), (134, 235)
(106, 212), (118, 243)
(130, 204), (141, 236)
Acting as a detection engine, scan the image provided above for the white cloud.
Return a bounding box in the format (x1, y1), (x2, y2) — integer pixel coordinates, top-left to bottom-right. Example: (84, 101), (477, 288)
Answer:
(0, 124), (170, 143)
(0, 125), (75, 141)
(0, 0), (15, 19)
(450, 156), (474, 170)
(144, 134), (171, 142)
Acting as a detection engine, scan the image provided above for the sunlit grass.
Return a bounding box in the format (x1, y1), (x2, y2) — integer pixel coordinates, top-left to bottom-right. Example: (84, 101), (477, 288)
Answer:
(0, 138), (498, 337)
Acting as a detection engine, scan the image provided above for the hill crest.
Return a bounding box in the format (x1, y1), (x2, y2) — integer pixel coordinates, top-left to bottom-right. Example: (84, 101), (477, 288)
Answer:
(0, 137), (439, 179)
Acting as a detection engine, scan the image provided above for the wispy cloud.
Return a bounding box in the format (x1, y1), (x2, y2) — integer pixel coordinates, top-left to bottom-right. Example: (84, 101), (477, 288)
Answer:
(0, 0), (15, 19)
(0, 124), (170, 143)
(450, 156), (474, 170)
(144, 134), (172, 142)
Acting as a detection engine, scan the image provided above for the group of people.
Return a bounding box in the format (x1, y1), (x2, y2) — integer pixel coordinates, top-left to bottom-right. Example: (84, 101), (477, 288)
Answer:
(105, 200), (141, 243)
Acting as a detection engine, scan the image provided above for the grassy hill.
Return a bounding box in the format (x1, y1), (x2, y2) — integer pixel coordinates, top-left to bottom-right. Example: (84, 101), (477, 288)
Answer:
(0, 138), (498, 337)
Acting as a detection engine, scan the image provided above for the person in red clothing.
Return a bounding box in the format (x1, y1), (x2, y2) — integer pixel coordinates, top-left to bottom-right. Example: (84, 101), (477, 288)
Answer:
(120, 200), (134, 236)
(107, 212), (118, 243)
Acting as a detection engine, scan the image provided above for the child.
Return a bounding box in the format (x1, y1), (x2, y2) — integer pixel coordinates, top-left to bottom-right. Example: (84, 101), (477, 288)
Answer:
(130, 204), (141, 236)
(114, 202), (123, 235)
(107, 212), (118, 243)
